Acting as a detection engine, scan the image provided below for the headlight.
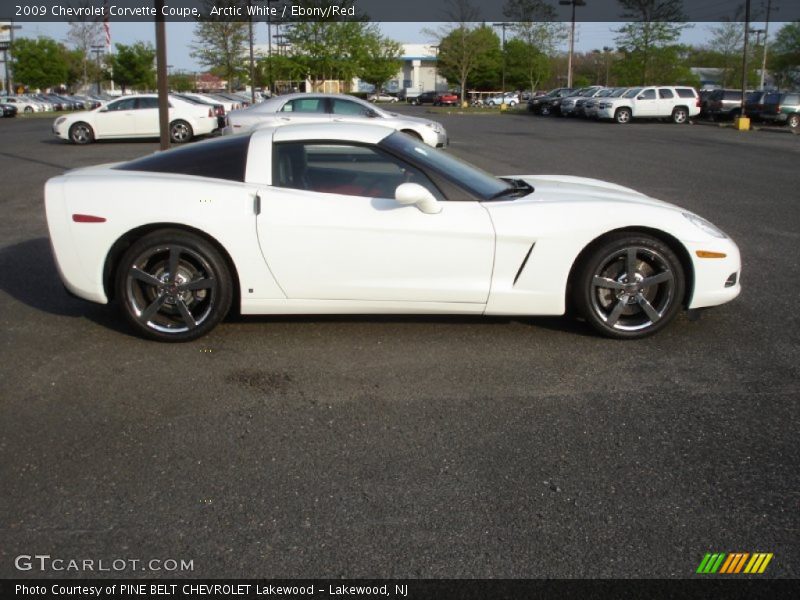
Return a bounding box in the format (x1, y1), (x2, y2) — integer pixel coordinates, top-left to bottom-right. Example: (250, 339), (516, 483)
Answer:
(55, 117), (67, 126)
(683, 212), (727, 238)
(426, 122), (443, 133)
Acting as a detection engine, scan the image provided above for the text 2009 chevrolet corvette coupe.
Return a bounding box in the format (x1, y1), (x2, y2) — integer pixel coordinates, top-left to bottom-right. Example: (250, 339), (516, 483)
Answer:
(45, 123), (740, 342)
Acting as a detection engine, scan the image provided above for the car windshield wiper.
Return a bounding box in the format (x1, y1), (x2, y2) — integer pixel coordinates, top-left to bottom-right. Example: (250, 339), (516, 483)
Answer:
(490, 178), (534, 199)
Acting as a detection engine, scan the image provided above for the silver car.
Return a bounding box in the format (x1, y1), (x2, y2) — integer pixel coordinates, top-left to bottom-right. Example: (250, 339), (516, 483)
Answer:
(223, 93), (448, 147)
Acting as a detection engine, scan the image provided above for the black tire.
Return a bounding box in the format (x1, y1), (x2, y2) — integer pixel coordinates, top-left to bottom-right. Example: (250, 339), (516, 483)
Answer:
(615, 107), (632, 124)
(540, 106), (550, 116)
(115, 229), (233, 342)
(169, 119), (193, 144)
(24, 106), (34, 113)
(573, 232), (685, 339)
(788, 113), (799, 129)
(69, 122), (94, 145)
(672, 106), (689, 124)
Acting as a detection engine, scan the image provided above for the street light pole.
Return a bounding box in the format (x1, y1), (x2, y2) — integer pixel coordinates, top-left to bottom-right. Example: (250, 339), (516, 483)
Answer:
(559, 0), (586, 89)
(740, 0), (751, 121)
(759, 0), (773, 90)
(154, 0), (170, 150)
(90, 44), (104, 95)
(492, 22), (510, 94)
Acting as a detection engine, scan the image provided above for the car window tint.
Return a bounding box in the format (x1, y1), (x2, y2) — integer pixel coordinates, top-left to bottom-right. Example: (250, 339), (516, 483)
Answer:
(280, 98), (325, 113)
(273, 142), (442, 200)
(137, 97), (159, 109)
(107, 98), (137, 111)
(786, 94), (799, 105)
(331, 99), (369, 116)
(675, 88), (696, 98)
(658, 88), (675, 99)
(639, 89), (656, 100)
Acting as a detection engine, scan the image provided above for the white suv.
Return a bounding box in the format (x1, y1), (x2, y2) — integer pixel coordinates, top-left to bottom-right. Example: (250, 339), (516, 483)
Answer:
(596, 86), (701, 124)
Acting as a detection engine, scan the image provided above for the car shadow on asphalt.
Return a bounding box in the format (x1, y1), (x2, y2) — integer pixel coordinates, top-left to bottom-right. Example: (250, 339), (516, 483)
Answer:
(0, 237), (135, 337)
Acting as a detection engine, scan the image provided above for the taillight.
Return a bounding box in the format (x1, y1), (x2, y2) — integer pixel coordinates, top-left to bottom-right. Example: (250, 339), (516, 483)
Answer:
(696, 98), (701, 107)
(208, 108), (214, 117)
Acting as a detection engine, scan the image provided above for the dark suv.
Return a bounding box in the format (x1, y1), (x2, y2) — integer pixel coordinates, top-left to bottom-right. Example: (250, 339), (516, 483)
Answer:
(528, 87), (574, 115)
(705, 89), (746, 120)
(760, 92), (800, 128)
(412, 91), (437, 105)
(743, 91), (769, 121)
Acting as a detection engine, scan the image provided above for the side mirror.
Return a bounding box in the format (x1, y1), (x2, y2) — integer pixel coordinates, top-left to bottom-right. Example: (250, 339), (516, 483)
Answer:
(394, 183), (441, 214)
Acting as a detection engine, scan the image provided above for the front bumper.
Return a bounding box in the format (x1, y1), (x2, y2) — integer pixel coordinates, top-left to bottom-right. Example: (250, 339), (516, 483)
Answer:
(686, 238), (742, 310)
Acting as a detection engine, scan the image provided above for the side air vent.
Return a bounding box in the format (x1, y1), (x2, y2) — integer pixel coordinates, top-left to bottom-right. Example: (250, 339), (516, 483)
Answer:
(513, 243), (535, 286)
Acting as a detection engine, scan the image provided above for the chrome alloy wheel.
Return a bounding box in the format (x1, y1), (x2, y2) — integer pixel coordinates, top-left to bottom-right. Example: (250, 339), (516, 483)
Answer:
(590, 246), (676, 332)
(169, 120), (192, 143)
(125, 245), (217, 334)
(70, 123), (93, 144)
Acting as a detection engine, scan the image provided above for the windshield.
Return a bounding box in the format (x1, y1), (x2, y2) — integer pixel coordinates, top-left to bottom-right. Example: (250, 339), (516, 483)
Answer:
(610, 88), (628, 97)
(623, 88), (643, 98)
(380, 132), (524, 200)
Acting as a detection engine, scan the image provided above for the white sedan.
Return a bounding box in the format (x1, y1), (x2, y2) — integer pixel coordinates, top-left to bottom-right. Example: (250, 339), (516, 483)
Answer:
(52, 94), (218, 145)
(223, 93), (447, 147)
(0, 95), (43, 113)
(45, 123), (740, 342)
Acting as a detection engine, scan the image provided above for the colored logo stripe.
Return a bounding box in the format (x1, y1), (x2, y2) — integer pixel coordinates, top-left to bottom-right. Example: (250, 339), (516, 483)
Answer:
(697, 552), (773, 574)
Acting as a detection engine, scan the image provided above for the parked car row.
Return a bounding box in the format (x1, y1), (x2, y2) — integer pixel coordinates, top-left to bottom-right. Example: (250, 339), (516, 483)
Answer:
(1, 93), (106, 112)
(702, 88), (800, 128)
(1, 102), (18, 117)
(529, 85), (702, 124)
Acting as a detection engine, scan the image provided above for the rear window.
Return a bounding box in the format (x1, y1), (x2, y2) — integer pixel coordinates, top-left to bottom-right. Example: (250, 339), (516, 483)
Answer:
(116, 134), (251, 182)
(675, 88), (696, 98)
(764, 92), (783, 104)
(723, 91), (742, 100)
(785, 94), (800, 105)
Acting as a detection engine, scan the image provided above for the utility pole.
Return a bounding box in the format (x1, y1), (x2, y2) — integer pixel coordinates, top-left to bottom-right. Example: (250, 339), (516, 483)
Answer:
(740, 0), (751, 121)
(90, 44), (104, 95)
(492, 22), (510, 94)
(759, 0), (773, 90)
(559, 0), (586, 89)
(154, 1), (170, 150)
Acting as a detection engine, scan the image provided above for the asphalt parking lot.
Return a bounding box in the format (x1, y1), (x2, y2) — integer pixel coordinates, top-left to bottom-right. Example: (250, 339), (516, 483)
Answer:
(0, 109), (798, 579)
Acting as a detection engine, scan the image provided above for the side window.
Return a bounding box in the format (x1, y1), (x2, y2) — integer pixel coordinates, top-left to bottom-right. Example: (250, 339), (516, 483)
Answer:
(658, 88), (675, 99)
(639, 89), (656, 100)
(107, 98), (137, 111)
(785, 94), (799, 105)
(137, 97), (160, 109)
(273, 142), (442, 200)
(279, 98), (325, 113)
(675, 88), (696, 99)
(331, 99), (370, 116)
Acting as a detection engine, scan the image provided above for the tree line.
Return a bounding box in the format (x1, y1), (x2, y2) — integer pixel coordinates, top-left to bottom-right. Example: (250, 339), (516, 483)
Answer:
(8, 0), (800, 96)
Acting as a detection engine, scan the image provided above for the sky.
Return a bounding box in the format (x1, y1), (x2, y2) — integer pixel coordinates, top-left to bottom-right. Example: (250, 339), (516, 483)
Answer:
(8, 20), (779, 73)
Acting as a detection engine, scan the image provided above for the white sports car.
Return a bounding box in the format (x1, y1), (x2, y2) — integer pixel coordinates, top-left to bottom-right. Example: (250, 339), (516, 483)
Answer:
(44, 123), (740, 342)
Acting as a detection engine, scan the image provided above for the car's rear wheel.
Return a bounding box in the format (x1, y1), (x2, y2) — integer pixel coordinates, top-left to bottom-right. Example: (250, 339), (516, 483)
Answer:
(540, 106), (550, 115)
(573, 233), (685, 339)
(69, 122), (94, 144)
(615, 107), (632, 124)
(169, 120), (193, 144)
(24, 106), (33, 113)
(116, 230), (233, 342)
(672, 107), (689, 124)
(788, 113), (799, 128)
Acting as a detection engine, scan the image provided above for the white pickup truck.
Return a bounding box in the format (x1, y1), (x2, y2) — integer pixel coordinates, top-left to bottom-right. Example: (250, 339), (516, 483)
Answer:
(596, 86), (701, 124)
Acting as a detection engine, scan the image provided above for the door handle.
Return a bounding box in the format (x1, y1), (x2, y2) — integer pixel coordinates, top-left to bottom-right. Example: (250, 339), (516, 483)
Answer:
(279, 116), (291, 121)
(254, 193), (261, 215)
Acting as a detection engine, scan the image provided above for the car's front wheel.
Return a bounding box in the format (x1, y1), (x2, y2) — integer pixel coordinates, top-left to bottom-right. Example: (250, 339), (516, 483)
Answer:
(69, 122), (94, 144)
(116, 230), (233, 342)
(573, 233), (685, 339)
(615, 107), (632, 124)
(169, 120), (193, 144)
(788, 113), (799, 128)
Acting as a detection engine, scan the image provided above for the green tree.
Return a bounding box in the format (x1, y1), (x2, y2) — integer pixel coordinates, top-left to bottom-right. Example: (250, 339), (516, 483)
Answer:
(191, 0), (249, 91)
(503, 0), (566, 91)
(614, 0), (690, 84)
(707, 21), (745, 88)
(770, 21), (800, 88)
(11, 37), (69, 90)
(169, 72), (196, 92)
(284, 3), (377, 91)
(358, 33), (403, 93)
(65, 17), (104, 89)
(613, 44), (699, 87)
(107, 42), (156, 93)
(468, 26), (502, 90)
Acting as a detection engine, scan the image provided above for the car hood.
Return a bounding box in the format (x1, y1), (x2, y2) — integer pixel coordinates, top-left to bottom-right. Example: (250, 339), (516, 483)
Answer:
(381, 113), (439, 127)
(508, 175), (681, 211)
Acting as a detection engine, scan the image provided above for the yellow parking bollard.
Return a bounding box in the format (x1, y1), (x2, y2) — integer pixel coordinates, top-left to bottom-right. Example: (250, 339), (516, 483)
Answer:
(735, 116), (751, 131)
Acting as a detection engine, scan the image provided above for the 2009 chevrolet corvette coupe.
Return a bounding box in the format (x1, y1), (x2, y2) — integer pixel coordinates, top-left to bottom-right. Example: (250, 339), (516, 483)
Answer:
(45, 123), (740, 342)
